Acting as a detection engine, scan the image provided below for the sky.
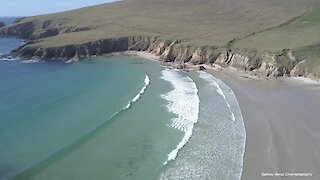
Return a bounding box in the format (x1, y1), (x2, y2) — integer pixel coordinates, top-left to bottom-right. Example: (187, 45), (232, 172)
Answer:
(0, 0), (117, 17)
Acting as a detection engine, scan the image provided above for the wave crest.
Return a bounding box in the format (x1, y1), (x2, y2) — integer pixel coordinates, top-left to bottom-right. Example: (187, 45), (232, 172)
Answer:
(124, 74), (150, 109)
(161, 69), (200, 164)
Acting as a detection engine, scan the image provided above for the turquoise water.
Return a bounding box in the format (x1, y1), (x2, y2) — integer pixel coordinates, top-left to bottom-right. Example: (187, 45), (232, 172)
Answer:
(0, 55), (182, 180)
(0, 37), (246, 180)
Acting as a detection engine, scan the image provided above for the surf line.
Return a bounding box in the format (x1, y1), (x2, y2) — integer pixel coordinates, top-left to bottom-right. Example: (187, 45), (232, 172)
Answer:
(199, 71), (236, 121)
(124, 74), (150, 109)
(161, 69), (200, 165)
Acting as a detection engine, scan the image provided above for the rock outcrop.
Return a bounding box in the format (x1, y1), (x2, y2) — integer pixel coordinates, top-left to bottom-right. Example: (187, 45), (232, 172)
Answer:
(10, 35), (301, 79)
(0, 19), (314, 80)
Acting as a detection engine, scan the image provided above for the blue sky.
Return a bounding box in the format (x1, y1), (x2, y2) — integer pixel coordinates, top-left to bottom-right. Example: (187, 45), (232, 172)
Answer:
(0, 0), (116, 17)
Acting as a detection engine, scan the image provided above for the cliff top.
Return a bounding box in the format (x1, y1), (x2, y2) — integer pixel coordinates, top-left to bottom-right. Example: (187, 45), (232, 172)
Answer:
(1, 0), (318, 48)
(233, 6), (320, 52)
(1, 0), (320, 80)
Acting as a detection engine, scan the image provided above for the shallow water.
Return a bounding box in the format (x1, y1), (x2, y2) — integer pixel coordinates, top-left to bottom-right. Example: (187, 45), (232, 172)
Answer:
(0, 37), (245, 180)
(0, 56), (183, 180)
(160, 71), (246, 180)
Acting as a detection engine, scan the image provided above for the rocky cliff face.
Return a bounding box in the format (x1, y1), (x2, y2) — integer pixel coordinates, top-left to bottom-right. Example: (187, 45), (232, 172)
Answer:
(0, 20), (316, 80)
(13, 36), (302, 78)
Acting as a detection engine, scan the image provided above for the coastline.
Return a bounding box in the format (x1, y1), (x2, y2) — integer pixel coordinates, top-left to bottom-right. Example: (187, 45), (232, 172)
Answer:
(132, 51), (320, 179)
(207, 69), (320, 180)
(123, 51), (160, 62)
(3, 42), (320, 179)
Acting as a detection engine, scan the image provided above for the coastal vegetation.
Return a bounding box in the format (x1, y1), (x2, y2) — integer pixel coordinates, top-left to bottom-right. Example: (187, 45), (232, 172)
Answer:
(0, 0), (320, 80)
(232, 6), (320, 79)
(233, 6), (320, 51)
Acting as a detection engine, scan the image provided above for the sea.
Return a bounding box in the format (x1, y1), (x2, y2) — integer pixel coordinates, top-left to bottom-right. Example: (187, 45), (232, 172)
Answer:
(0, 25), (246, 180)
(0, 17), (19, 27)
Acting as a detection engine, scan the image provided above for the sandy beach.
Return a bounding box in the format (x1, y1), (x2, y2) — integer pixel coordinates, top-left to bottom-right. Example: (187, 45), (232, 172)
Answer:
(133, 51), (320, 179)
(2, 0), (320, 177)
(209, 69), (320, 180)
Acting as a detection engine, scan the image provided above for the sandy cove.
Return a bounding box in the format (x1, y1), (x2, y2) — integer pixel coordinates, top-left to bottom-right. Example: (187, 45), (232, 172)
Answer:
(130, 51), (320, 180)
(210, 69), (320, 180)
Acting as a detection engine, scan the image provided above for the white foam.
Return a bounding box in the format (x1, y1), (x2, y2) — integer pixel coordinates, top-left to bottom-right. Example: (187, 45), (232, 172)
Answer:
(1, 57), (19, 61)
(161, 69), (200, 164)
(198, 71), (246, 180)
(124, 74), (150, 109)
(160, 71), (246, 180)
(199, 72), (236, 121)
(21, 60), (39, 64)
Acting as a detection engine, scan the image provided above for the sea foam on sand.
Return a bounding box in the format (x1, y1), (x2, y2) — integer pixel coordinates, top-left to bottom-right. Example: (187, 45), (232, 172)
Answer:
(161, 69), (200, 164)
(199, 71), (236, 121)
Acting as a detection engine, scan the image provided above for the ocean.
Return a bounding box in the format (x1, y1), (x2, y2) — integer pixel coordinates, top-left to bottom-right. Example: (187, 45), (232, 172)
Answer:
(0, 17), (18, 26)
(0, 36), (246, 180)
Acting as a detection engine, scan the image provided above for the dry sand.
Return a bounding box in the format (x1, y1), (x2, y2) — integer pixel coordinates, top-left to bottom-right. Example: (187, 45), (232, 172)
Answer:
(121, 51), (160, 62)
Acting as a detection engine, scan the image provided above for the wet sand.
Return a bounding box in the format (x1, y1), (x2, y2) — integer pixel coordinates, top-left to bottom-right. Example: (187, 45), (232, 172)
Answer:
(131, 51), (320, 179)
(208, 69), (320, 180)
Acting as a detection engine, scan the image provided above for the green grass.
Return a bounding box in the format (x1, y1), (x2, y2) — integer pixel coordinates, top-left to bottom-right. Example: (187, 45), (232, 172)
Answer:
(233, 6), (320, 52)
(8, 0), (315, 48)
(293, 45), (320, 73)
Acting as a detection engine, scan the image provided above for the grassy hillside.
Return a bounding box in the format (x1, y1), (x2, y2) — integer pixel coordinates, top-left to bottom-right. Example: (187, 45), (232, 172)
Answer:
(1, 0), (320, 79)
(231, 4), (320, 78)
(233, 6), (320, 52)
(4, 0), (317, 48)
(291, 44), (320, 78)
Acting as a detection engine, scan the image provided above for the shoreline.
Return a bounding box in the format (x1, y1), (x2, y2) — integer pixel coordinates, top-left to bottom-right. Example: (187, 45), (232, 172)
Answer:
(124, 50), (320, 84)
(207, 69), (320, 180)
(131, 51), (320, 179)
(2, 46), (320, 179)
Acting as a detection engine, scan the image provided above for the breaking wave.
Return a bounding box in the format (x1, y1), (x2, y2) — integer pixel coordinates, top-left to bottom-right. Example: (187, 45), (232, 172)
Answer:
(124, 74), (150, 109)
(160, 69), (200, 164)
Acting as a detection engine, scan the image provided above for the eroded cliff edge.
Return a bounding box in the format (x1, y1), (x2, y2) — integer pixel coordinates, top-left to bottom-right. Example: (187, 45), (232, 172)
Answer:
(0, 20), (317, 81)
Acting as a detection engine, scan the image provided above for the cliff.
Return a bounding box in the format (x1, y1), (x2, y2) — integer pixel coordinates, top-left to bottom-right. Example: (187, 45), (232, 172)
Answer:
(0, 0), (319, 81)
(8, 34), (302, 79)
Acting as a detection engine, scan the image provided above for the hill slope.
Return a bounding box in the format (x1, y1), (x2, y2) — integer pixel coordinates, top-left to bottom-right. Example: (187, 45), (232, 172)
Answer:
(1, 0), (320, 80)
(0, 0), (315, 47)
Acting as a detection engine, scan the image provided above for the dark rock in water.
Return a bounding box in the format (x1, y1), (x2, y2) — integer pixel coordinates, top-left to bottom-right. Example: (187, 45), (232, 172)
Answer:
(0, 22), (5, 28)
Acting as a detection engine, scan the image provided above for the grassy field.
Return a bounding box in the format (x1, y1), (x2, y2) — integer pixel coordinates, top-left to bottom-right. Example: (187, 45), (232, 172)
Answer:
(8, 0), (318, 48)
(233, 6), (320, 52)
(292, 44), (320, 76)
(231, 4), (320, 77)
